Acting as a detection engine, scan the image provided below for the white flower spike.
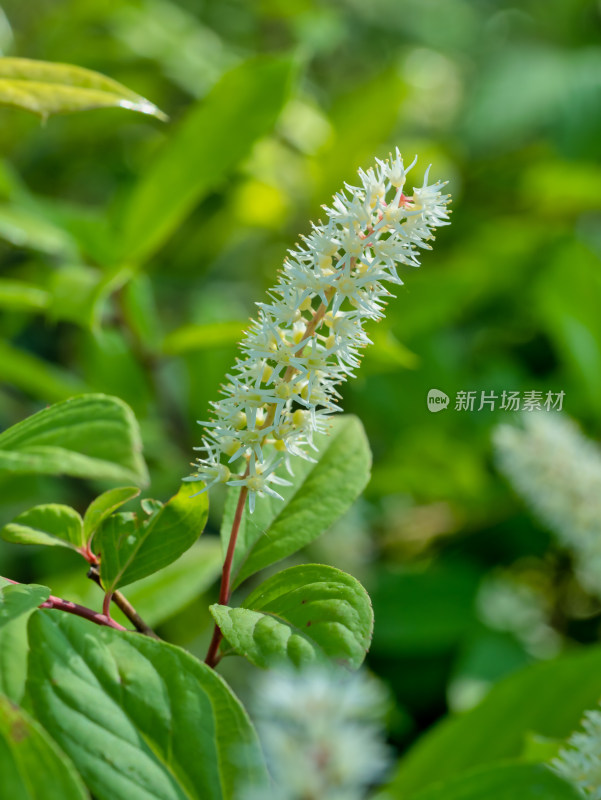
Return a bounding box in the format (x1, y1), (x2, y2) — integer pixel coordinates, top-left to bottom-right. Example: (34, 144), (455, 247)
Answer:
(185, 150), (451, 511)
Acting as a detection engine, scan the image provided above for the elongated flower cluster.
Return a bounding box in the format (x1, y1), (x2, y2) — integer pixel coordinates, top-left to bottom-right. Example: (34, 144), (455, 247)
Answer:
(186, 150), (450, 511)
(552, 707), (601, 798)
(494, 414), (601, 597)
(241, 668), (391, 800)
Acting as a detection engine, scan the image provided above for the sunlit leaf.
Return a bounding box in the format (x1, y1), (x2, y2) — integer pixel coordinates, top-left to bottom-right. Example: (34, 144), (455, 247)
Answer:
(27, 612), (268, 799)
(1, 504), (84, 551)
(0, 57), (166, 120)
(211, 564), (373, 669)
(97, 483), (208, 591)
(120, 55), (295, 263)
(0, 394), (149, 485)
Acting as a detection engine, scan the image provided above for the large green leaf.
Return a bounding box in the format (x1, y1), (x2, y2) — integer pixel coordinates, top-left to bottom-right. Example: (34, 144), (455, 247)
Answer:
(0, 580), (49, 629)
(210, 564), (373, 670)
(0, 394), (149, 486)
(120, 55), (295, 263)
(405, 762), (581, 800)
(1, 504), (84, 551)
(0, 57), (166, 120)
(221, 415), (371, 589)
(389, 645), (601, 797)
(27, 612), (268, 800)
(0, 694), (89, 800)
(97, 484), (209, 591)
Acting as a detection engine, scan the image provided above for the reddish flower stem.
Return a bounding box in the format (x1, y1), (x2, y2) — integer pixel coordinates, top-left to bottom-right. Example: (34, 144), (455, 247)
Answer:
(205, 483), (248, 668)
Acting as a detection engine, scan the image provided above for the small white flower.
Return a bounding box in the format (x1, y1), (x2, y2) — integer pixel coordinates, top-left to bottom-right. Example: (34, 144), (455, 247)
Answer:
(552, 708), (601, 798)
(241, 667), (391, 800)
(494, 413), (601, 597)
(188, 149), (450, 511)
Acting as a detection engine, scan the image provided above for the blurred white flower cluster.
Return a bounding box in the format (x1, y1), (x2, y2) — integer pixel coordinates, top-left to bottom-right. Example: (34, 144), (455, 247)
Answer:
(243, 668), (391, 800)
(552, 707), (601, 798)
(494, 413), (601, 597)
(186, 150), (450, 511)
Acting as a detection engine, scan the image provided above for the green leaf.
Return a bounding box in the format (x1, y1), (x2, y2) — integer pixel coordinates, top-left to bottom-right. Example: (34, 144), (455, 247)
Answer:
(0, 204), (77, 255)
(27, 612), (268, 800)
(221, 415), (371, 590)
(98, 483), (209, 592)
(389, 645), (601, 797)
(405, 762), (581, 800)
(48, 264), (118, 329)
(0, 279), (50, 312)
(370, 564), (480, 656)
(0, 617), (30, 703)
(0, 340), (88, 402)
(210, 564), (373, 669)
(123, 539), (222, 627)
(83, 486), (140, 546)
(0, 57), (166, 120)
(163, 320), (246, 355)
(1, 504), (84, 551)
(0, 394), (149, 486)
(0, 694), (89, 800)
(0, 581), (49, 629)
(120, 55), (295, 263)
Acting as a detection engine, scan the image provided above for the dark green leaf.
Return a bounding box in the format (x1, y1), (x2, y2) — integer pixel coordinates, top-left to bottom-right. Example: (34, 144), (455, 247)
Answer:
(0, 694), (89, 800)
(1, 504), (84, 551)
(27, 612), (268, 800)
(210, 564), (373, 669)
(389, 645), (601, 797)
(0, 581), (49, 629)
(406, 762), (581, 800)
(98, 483), (208, 591)
(120, 55), (295, 263)
(0, 57), (166, 120)
(0, 394), (149, 486)
(221, 415), (371, 589)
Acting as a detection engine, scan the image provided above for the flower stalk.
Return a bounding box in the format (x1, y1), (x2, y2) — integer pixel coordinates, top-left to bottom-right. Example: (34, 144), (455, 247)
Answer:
(186, 150), (451, 514)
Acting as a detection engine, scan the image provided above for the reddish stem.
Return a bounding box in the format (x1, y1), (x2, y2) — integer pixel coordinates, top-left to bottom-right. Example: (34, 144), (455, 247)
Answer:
(41, 596), (127, 631)
(2, 575), (127, 631)
(205, 484), (248, 668)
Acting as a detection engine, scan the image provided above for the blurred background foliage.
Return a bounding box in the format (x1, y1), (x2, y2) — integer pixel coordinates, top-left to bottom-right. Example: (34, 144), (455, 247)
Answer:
(1, 0), (601, 759)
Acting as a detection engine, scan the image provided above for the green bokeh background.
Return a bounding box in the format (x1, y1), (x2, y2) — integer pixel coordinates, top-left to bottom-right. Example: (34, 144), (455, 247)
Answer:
(1, 0), (600, 755)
